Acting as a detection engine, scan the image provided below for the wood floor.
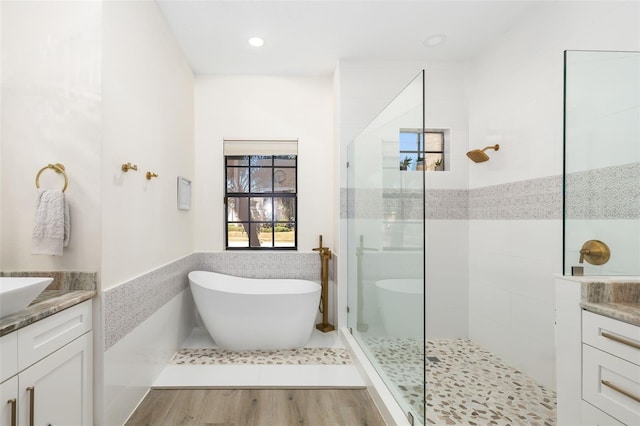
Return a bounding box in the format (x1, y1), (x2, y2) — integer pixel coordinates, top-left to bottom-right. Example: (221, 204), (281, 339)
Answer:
(125, 388), (387, 426)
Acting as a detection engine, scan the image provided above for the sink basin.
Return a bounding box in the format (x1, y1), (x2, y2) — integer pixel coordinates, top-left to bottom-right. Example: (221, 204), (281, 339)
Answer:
(0, 277), (53, 319)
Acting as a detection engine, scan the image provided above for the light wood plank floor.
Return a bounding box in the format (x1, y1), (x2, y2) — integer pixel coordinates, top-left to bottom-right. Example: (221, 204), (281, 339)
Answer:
(125, 388), (387, 426)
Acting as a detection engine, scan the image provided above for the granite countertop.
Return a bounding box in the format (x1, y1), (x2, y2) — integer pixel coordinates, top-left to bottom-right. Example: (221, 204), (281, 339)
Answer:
(0, 290), (96, 336)
(0, 271), (97, 337)
(580, 281), (640, 327)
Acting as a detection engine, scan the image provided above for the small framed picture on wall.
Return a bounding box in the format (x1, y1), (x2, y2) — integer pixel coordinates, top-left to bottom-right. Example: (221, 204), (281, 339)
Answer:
(177, 176), (191, 210)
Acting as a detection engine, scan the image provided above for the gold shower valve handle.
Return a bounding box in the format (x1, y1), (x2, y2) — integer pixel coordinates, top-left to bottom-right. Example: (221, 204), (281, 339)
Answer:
(146, 171), (158, 180)
(579, 240), (610, 265)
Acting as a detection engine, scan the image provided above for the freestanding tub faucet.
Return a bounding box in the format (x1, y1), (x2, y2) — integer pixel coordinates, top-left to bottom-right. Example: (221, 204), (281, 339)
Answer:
(313, 235), (335, 332)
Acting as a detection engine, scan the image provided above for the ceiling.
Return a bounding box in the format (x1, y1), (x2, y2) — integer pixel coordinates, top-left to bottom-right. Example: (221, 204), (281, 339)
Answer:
(155, 0), (544, 76)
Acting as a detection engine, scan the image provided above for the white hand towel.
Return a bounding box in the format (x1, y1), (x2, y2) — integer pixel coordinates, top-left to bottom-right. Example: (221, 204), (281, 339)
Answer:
(32, 189), (70, 256)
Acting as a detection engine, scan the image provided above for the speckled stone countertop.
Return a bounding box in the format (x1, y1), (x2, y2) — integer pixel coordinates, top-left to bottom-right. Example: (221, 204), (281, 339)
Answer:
(581, 281), (640, 327)
(0, 271), (96, 337)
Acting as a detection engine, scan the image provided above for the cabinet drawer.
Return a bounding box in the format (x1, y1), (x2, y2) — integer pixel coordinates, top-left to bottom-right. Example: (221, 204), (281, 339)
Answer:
(583, 344), (640, 425)
(0, 332), (18, 383)
(17, 301), (91, 371)
(582, 400), (625, 426)
(583, 310), (640, 366)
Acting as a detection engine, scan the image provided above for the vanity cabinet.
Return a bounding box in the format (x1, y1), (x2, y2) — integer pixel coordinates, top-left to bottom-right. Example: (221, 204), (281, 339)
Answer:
(555, 278), (640, 425)
(0, 300), (92, 426)
(581, 310), (640, 425)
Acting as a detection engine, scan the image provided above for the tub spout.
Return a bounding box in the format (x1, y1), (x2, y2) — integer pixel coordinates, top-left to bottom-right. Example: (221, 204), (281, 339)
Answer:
(312, 235), (332, 259)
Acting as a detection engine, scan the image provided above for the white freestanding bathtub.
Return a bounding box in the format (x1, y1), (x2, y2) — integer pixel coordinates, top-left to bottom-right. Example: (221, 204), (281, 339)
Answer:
(188, 271), (321, 350)
(375, 278), (424, 338)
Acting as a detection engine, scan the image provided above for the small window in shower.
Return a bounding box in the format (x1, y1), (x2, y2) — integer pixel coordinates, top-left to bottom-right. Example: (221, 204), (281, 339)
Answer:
(399, 129), (448, 171)
(225, 155), (297, 250)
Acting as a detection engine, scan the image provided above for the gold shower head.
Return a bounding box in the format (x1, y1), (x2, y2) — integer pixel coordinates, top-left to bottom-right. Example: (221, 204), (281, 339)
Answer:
(466, 144), (500, 163)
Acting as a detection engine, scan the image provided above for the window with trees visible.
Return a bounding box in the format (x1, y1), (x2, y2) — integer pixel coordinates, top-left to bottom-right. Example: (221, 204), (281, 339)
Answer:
(399, 129), (446, 171)
(225, 155), (297, 249)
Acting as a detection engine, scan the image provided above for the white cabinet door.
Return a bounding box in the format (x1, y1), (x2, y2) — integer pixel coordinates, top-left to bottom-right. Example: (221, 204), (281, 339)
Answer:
(18, 332), (92, 426)
(583, 343), (640, 426)
(1, 376), (18, 426)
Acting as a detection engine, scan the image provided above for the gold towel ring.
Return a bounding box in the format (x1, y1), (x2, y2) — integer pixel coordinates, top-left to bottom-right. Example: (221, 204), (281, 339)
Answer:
(35, 163), (68, 192)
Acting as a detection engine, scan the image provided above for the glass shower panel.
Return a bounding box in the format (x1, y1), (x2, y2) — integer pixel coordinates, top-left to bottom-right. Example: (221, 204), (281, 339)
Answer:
(347, 71), (425, 423)
(564, 51), (640, 275)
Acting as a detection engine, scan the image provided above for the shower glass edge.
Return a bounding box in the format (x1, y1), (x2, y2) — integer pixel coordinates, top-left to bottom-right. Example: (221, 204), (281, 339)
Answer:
(346, 71), (426, 424)
(563, 50), (640, 276)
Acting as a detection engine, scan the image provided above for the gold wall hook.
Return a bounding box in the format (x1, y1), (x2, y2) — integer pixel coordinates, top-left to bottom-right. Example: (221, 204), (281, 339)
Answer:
(121, 162), (138, 172)
(579, 239), (610, 265)
(146, 171), (158, 180)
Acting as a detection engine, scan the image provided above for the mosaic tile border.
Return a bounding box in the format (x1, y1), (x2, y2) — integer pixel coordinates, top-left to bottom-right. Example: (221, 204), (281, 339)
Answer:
(566, 162), (640, 219)
(341, 163), (640, 221)
(104, 254), (196, 350)
(425, 189), (469, 220)
(194, 251), (323, 281)
(469, 175), (563, 220)
(341, 187), (468, 220)
(170, 347), (352, 365)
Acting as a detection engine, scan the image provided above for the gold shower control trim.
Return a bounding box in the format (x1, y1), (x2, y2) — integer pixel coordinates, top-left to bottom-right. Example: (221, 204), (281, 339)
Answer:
(579, 239), (610, 265)
(146, 171), (159, 180)
(121, 162), (138, 172)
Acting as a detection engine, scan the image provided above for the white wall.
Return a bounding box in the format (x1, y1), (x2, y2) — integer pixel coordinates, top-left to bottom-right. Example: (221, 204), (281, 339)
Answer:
(100, 2), (195, 424)
(467, 1), (640, 389)
(194, 75), (333, 252)
(0, 0), (102, 272)
(101, 0), (195, 290)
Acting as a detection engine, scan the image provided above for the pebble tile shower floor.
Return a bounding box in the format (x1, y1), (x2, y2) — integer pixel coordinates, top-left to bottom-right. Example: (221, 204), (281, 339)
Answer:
(364, 338), (557, 425)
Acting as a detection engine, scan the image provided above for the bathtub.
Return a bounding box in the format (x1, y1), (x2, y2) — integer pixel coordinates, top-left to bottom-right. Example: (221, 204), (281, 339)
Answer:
(375, 278), (424, 338)
(188, 271), (321, 350)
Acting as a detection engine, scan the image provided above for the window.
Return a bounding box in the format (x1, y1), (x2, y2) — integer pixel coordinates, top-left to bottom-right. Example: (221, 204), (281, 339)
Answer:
(399, 129), (446, 171)
(225, 155), (297, 249)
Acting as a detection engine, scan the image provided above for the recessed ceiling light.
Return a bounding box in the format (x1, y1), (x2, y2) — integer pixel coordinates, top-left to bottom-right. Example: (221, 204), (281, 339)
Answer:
(248, 37), (265, 47)
(423, 34), (447, 47)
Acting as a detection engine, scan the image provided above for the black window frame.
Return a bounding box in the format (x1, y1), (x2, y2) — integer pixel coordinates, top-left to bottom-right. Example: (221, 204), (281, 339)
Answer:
(224, 155), (298, 250)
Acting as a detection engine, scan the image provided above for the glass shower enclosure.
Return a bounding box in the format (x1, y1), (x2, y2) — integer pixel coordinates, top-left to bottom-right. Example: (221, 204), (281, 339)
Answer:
(564, 50), (640, 276)
(346, 71), (425, 424)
